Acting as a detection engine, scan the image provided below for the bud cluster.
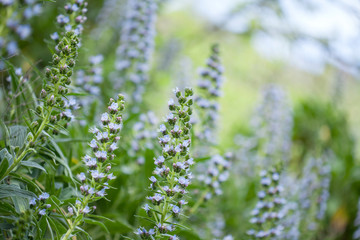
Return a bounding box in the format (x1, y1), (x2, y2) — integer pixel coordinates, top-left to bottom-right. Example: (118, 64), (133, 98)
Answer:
(33, 0), (87, 135)
(114, 0), (158, 109)
(62, 95), (125, 239)
(136, 87), (194, 239)
(247, 169), (286, 239)
(0, 0), (42, 63)
(194, 44), (224, 145)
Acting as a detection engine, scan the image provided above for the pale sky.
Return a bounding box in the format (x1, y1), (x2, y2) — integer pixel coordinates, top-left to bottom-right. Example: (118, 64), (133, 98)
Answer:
(167, 0), (360, 75)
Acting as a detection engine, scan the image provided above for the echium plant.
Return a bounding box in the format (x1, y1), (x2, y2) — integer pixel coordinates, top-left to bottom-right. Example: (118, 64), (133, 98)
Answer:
(194, 44), (224, 148)
(247, 168), (286, 239)
(136, 87), (194, 239)
(114, 0), (158, 111)
(61, 94), (125, 239)
(0, 0), (42, 64)
(8, 192), (51, 239)
(194, 153), (232, 209)
(0, 0), (88, 182)
(298, 154), (331, 236)
(189, 44), (231, 220)
(251, 84), (293, 167)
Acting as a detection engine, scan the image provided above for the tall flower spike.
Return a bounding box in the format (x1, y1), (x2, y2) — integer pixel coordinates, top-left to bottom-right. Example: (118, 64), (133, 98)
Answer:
(251, 84), (293, 167)
(197, 153), (232, 201)
(61, 94), (125, 240)
(0, 0), (88, 182)
(277, 174), (301, 240)
(247, 169), (286, 239)
(114, 0), (158, 112)
(194, 44), (224, 148)
(137, 87), (194, 239)
(298, 154), (331, 232)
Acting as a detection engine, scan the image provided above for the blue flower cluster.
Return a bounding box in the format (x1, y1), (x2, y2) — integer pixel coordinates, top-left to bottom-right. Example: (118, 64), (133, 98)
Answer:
(62, 94), (125, 239)
(250, 84), (293, 166)
(0, 0), (42, 64)
(197, 153), (232, 200)
(247, 169), (286, 239)
(114, 0), (158, 110)
(299, 155), (331, 231)
(51, 0), (88, 41)
(136, 87), (194, 239)
(29, 192), (51, 217)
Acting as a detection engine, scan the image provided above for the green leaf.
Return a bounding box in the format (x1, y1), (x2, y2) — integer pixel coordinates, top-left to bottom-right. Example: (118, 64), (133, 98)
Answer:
(87, 214), (114, 223)
(21, 160), (47, 173)
(84, 218), (109, 234)
(176, 229), (201, 240)
(11, 195), (29, 213)
(0, 149), (11, 179)
(9, 125), (28, 148)
(106, 216), (134, 234)
(48, 196), (69, 227)
(46, 217), (55, 240)
(9, 173), (42, 191)
(0, 120), (10, 149)
(0, 200), (17, 214)
(0, 184), (36, 199)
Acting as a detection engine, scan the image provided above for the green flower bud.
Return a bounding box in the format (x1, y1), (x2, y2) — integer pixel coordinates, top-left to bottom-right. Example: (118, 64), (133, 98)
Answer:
(45, 68), (51, 78)
(185, 87), (193, 97)
(36, 106), (42, 114)
(53, 54), (60, 64)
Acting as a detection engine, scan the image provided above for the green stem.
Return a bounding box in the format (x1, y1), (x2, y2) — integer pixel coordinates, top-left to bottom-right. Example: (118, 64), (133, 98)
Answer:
(1, 109), (52, 182)
(188, 190), (207, 216)
(62, 218), (80, 240)
(62, 196), (90, 240)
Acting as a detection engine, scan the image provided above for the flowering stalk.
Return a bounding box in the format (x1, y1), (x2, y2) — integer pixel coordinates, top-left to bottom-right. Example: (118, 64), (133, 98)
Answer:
(188, 45), (230, 221)
(190, 153), (232, 215)
(194, 44), (224, 147)
(251, 84), (293, 167)
(61, 94), (125, 240)
(247, 169), (286, 239)
(0, 0), (87, 182)
(136, 87), (194, 239)
(298, 154), (331, 234)
(114, 0), (158, 111)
